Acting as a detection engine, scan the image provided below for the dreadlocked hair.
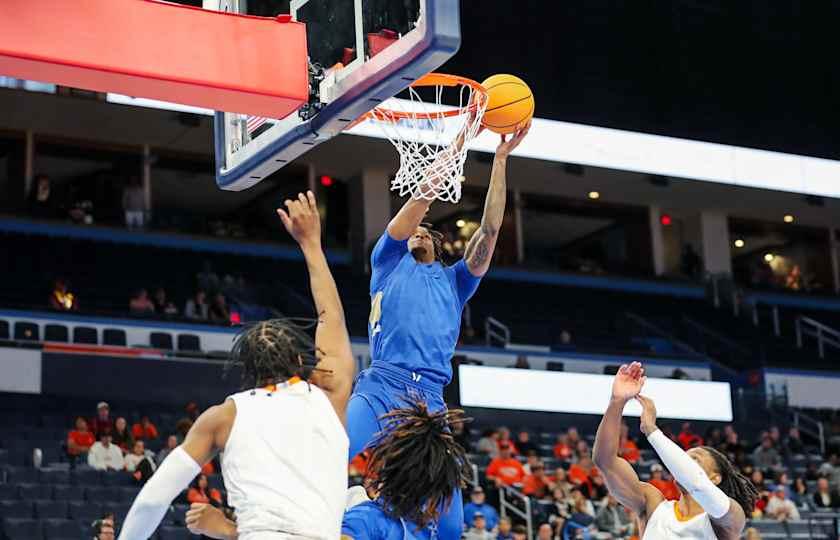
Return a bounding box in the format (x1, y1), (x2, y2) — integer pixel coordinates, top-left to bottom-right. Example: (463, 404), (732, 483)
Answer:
(226, 318), (319, 389)
(419, 222), (446, 263)
(365, 400), (472, 529)
(701, 446), (759, 515)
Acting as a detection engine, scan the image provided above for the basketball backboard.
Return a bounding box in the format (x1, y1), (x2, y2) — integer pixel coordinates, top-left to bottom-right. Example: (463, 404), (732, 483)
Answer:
(204, 0), (461, 191)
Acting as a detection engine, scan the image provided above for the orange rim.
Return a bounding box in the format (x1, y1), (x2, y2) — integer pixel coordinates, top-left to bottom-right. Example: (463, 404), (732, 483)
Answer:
(362, 73), (487, 121)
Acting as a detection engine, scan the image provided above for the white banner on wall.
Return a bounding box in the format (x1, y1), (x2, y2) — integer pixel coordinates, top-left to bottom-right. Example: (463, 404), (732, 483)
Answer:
(0, 348), (41, 394)
(459, 365), (732, 421)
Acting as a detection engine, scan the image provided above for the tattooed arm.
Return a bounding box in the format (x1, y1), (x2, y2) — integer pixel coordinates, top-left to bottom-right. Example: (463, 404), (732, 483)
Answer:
(464, 122), (530, 277)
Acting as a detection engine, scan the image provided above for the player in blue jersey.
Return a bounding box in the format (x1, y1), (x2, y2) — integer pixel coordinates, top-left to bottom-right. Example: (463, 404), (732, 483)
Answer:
(185, 399), (471, 540)
(349, 120), (530, 539)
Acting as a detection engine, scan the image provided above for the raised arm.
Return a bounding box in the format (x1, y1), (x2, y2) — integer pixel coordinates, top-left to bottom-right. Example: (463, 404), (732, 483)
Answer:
(119, 403), (232, 540)
(592, 362), (661, 517)
(277, 191), (354, 422)
(464, 123), (530, 277)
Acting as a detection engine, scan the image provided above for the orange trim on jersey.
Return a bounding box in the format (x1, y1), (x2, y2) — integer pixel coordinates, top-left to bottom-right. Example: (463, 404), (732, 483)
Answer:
(674, 502), (692, 522)
(263, 376), (302, 392)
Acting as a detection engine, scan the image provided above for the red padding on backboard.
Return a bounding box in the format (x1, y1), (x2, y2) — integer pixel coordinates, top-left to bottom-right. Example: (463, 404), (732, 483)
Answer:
(0, 0), (308, 119)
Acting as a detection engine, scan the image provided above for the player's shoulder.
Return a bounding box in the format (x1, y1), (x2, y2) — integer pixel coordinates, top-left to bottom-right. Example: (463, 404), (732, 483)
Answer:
(342, 501), (393, 540)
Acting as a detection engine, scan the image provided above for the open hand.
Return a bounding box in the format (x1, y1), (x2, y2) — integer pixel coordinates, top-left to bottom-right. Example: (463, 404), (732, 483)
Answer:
(185, 503), (232, 539)
(277, 191), (321, 249)
(636, 394), (659, 436)
(496, 121), (531, 158)
(611, 361), (646, 401)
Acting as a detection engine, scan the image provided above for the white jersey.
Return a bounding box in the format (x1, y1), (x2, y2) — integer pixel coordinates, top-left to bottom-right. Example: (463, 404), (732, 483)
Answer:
(643, 500), (717, 539)
(222, 381), (348, 539)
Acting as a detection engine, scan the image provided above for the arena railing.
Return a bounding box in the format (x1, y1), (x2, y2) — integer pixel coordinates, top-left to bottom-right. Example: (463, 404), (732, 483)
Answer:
(498, 485), (533, 540)
(796, 316), (840, 360)
(485, 317), (511, 347)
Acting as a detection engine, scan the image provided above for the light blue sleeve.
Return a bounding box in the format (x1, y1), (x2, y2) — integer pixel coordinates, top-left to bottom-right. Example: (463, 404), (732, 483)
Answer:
(371, 232), (408, 292)
(342, 505), (377, 540)
(452, 259), (482, 306)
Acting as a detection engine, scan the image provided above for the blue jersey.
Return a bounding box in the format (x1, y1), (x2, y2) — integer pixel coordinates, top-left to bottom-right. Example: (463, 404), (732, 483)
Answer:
(463, 503), (499, 531)
(342, 501), (435, 540)
(368, 232), (481, 385)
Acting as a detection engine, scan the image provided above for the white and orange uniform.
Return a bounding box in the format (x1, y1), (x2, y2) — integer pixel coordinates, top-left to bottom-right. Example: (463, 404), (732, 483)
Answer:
(643, 500), (716, 539)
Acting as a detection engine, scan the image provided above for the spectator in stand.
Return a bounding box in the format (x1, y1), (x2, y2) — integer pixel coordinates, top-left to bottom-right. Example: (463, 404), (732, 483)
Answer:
(772, 472), (793, 499)
(92, 519), (115, 540)
(552, 468), (574, 500)
(87, 431), (125, 471)
(677, 422), (703, 449)
(155, 434), (178, 466)
(595, 494), (632, 539)
(49, 278), (78, 311)
(553, 433), (573, 463)
(131, 416), (159, 441)
(66, 416), (95, 462)
(752, 436), (781, 471)
(511, 355), (530, 369)
(618, 424), (640, 464)
(590, 473), (608, 500)
(535, 523), (552, 540)
(573, 439), (590, 461)
(153, 287), (178, 317)
(477, 429), (499, 457)
(562, 489), (595, 537)
(568, 452), (597, 498)
(705, 427), (723, 448)
(517, 430), (537, 456)
(523, 461), (556, 499)
(463, 486), (499, 532)
(496, 517), (512, 540)
(185, 289), (210, 321)
(463, 513), (494, 540)
(805, 462), (821, 481)
(452, 418), (471, 451)
(751, 469), (770, 516)
(510, 525), (527, 540)
(209, 292), (231, 324)
(813, 478), (840, 509)
(768, 426), (781, 447)
(111, 417), (134, 452)
(819, 453), (840, 486)
(523, 450), (540, 474)
(783, 427), (804, 456)
(125, 440), (156, 485)
(765, 485), (800, 521)
(122, 176), (146, 230)
(566, 427), (581, 449)
(487, 442), (526, 487)
(497, 427), (518, 455)
(175, 418), (193, 443)
(722, 429), (746, 466)
(348, 450), (369, 479)
(129, 288), (155, 314)
(648, 463), (679, 500)
(791, 477), (810, 509)
(184, 401), (200, 422)
(28, 174), (61, 220)
(751, 469), (768, 491)
(187, 474), (223, 506)
(90, 401), (113, 437)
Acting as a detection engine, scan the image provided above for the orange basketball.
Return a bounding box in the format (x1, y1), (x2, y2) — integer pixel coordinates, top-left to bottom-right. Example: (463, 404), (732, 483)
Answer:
(480, 74), (534, 134)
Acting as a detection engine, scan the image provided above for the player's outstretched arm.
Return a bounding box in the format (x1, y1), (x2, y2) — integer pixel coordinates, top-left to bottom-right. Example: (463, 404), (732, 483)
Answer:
(463, 122), (530, 277)
(386, 197), (433, 241)
(277, 191), (354, 422)
(638, 395), (747, 537)
(119, 403), (232, 540)
(592, 362), (662, 518)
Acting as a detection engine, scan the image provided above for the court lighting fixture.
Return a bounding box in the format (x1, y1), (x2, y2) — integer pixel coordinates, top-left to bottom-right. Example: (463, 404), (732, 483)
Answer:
(734, 239), (745, 248)
(456, 219), (466, 228)
(764, 253), (775, 262)
(783, 214), (795, 223)
(588, 191), (600, 200)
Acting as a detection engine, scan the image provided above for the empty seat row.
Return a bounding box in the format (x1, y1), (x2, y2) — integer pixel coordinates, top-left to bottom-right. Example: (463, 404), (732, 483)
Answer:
(0, 484), (141, 503)
(0, 320), (202, 351)
(2, 517), (199, 540)
(0, 499), (135, 521)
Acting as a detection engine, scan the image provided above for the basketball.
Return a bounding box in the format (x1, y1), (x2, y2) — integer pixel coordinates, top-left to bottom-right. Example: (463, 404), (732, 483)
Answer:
(480, 74), (535, 134)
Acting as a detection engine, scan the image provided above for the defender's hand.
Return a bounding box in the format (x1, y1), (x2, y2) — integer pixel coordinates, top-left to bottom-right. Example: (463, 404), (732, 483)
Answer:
(277, 191), (321, 249)
(496, 121), (531, 158)
(611, 361), (646, 402)
(185, 503), (233, 540)
(636, 394), (659, 437)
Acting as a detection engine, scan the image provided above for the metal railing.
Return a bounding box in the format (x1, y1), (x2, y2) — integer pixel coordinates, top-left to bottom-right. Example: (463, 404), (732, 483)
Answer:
(796, 316), (840, 359)
(485, 316), (511, 347)
(793, 409), (826, 455)
(498, 485), (533, 540)
(623, 311), (700, 356)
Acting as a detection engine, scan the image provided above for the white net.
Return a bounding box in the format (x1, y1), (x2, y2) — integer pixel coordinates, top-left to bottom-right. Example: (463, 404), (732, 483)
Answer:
(367, 76), (487, 203)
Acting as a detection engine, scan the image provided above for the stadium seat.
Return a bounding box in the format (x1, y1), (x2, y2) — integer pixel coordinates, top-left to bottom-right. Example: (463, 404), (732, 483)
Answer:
(6, 467), (39, 484)
(41, 518), (78, 540)
(102, 328), (127, 347)
(18, 484), (51, 500)
(119, 486), (140, 502)
(159, 525), (191, 540)
(72, 326), (98, 344)
(13, 322), (40, 341)
(51, 485), (75, 501)
(43, 324), (69, 343)
(177, 334), (201, 352)
(0, 499), (33, 518)
(150, 332), (174, 350)
(71, 468), (102, 486)
(0, 485), (16, 500)
(85, 486), (121, 501)
(546, 361), (565, 371)
(39, 470), (70, 485)
(102, 501), (132, 522)
(67, 501), (101, 523)
(0, 449), (7, 465)
(102, 471), (135, 486)
(2, 517), (42, 540)
(34, 500), (68, 519)
(0, 320), (9, 340)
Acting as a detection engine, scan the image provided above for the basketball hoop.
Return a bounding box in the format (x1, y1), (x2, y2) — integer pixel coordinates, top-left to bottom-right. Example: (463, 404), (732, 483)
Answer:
(361, 73), (488, 203)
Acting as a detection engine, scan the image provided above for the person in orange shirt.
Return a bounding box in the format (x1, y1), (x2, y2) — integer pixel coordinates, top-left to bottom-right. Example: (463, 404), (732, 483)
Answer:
(677, 422), (704, 450)
(568, 453), (599, 498)
(486, 443), (525, 487)
(648, 463), (679, 500)
(619, 425), (640, 464)
(131, 416), (159, 441)
(522, 461), (556, 499)
(67, 417), (95, 457)
(553, 434), (572, 462)
(496, 427), (519, 455)
(187, 474), (223, 507)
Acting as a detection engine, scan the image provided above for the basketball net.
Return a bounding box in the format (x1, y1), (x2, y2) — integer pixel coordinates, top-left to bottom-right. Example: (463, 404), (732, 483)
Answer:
(364, 74), (488, 204)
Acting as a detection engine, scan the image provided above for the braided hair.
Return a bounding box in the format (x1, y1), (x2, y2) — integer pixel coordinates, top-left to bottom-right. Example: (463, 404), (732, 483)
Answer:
(365, 400), (472, 529)
(701, 446), (759, 515)
(226, 318), (319, 389)
(417, 223), (446, 263)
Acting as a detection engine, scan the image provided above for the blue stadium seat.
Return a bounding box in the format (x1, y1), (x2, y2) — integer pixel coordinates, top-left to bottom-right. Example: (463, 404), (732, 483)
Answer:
(13, 322), (39, 342)
(34, 500), (68, 519)
(0, 485), (16, 500)
(39, 469), (70, 485)
(159, 525), (190, 540)
(102, 471), (136, 486)
(5, 466), (39, 484)
(171, 504), (189, 526)
(41, 518), (78, 540)
(85, 486), (121, 502)
(51, 485), (75, 501)
(119, 486), (141, 502)
(2, 517), (42, 540)
(18, 484), (51, 500)
(177, 334), (201, 352)
(102, 501), (132, 523)
(39, 415), (66, 429)
(0, 499), (33, 519)
(0, 320), (9, 340)
(0, 449), (8, 465)
(71, 468), (102, 486)
(67, 501), (101, 523)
